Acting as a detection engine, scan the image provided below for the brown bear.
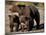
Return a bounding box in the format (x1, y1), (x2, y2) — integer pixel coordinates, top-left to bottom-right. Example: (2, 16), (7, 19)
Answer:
(9, 5), (20, 32)
(9, 5), (40, 32)
(18, 5), (40, 31)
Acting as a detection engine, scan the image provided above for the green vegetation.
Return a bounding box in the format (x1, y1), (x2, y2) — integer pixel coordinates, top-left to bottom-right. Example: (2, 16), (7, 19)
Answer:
(6, 1), (44, 7)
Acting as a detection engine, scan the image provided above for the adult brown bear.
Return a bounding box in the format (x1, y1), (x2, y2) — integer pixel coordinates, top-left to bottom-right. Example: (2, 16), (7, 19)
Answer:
(9, 5), (40, 32)
(18, 5), (40, 31)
